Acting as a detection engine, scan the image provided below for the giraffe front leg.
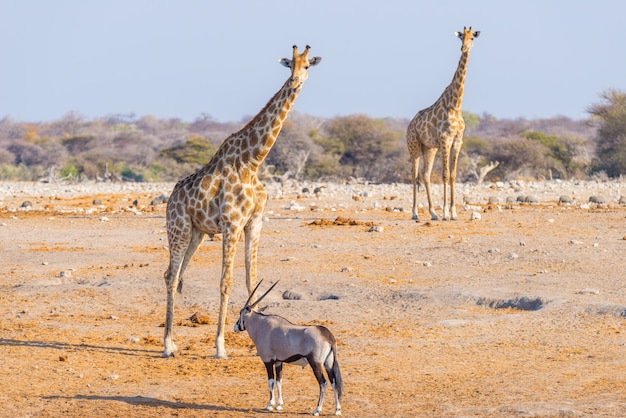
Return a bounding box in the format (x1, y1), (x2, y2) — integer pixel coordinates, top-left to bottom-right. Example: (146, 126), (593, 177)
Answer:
(449, 141), (462, 220)
(410, 157), (420, 221)
(441, 148), (451, 221)
(422, 147), (439, 221)
(163, 266), (180, 357)
(244, 201), (265, 295)
(215, 226), (241, 359)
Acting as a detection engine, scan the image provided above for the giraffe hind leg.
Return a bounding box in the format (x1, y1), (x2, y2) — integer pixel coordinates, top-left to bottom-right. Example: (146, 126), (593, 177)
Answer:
(176, 228), (206, 293)
(163, 227), (204, 357)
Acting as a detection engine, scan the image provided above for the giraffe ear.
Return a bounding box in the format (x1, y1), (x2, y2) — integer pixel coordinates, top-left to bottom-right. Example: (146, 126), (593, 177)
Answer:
(455, 31), (462, 38)
(309, 56), (322, 67)
(279, 58), (292, 68)
(473, 31), (480, 38)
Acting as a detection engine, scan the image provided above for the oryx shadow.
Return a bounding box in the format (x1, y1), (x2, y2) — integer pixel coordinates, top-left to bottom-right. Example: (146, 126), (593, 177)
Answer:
(44, 394), (255, 413)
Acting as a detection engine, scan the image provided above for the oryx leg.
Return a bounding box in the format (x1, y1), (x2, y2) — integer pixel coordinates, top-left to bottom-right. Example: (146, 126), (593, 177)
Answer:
(324, 353), (342, 415)
(274, 361), (284, 410)
(264, 361), (279, 411)
(310, 359), (328, 416)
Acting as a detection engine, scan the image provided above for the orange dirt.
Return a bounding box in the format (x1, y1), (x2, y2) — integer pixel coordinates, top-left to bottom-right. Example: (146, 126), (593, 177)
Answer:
(1, 182), (626, 417)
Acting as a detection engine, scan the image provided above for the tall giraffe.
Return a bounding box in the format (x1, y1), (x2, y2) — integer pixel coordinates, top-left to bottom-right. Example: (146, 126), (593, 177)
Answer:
(406, 27), (480, 221)
(163, 45), (321, 359)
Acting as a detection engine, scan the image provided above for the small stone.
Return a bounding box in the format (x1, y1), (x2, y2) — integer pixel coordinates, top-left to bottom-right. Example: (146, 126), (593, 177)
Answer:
(20, 201), (33, 208)
(59, 270), (72, 278)
(92, 199), (102, 205)
(470, 212), (481, 220)
(282, 290), (302, 300)
(368, 226), (384, 232)
(106, 374), (119, 380)
(189, 312), (210, 324)
(508, 253), (519, 260)
(341, 267), (355, 273)
(99, 216), (110, 222)
(127, 337), (141, 343)
(423, 261), (432, 267)
(589, 195), (607, 204)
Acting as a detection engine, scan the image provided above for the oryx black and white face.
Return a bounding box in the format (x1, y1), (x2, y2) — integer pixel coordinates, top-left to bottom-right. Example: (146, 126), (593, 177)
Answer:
(234, 306), (251, 332)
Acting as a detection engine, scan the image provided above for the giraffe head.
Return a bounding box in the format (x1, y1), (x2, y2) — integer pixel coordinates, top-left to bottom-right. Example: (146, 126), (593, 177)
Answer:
(279, 45), (322, 89)
(455, 27), (480, 53)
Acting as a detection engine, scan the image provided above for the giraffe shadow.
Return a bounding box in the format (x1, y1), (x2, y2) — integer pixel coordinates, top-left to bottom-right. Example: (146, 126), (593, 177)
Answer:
(43, 394), (254, 413)
(0, 338), (160, 357)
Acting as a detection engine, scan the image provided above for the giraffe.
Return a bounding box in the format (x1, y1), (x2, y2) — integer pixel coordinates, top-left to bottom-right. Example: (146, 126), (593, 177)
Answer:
(406, 27), (480, 221)
(163, 45), (321, 359)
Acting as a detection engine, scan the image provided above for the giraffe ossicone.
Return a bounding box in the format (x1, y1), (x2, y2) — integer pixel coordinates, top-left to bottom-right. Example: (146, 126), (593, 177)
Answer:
(162, 45), (321, 359)
(406, 27), (480, 221)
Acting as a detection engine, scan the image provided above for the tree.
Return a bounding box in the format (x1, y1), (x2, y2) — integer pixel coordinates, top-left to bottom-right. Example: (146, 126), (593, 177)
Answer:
(324, 114), (404, 181)
(588, 89), (626, 177)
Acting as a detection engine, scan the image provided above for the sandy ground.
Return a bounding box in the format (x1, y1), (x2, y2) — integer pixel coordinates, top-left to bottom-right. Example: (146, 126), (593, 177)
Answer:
(1, 179), (626, 417)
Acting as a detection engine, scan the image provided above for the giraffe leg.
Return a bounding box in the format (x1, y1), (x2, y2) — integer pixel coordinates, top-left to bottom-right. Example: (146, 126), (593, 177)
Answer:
(422, 147), (439, 221)
(441, 147), (451, 220)
(244, 219), (262, 295)
(449, 140), (463, 220)
(410, 156), (420, 221)
(215, 224), (243, 359)
(177, 228), (206, 293)
(163, 226), (205, 358)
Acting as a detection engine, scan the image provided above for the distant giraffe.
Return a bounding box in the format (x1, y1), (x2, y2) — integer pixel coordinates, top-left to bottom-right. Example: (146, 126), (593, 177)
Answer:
(163, 45), (321, 359)
(407, 27), (480, 221)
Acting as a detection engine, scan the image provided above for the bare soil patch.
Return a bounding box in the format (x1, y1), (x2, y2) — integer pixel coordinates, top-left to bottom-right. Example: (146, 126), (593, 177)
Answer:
(1, 180), (626, 417)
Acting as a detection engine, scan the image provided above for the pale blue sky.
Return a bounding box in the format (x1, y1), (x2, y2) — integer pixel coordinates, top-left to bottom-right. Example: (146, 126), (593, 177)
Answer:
(1, 1), (624, 123)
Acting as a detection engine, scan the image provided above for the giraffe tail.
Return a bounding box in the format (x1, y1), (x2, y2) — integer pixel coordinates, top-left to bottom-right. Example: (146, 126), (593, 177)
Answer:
(177, 278), (184, 293)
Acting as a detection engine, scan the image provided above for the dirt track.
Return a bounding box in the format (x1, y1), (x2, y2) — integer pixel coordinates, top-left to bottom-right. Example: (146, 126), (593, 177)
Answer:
(1, 180), (626, 417)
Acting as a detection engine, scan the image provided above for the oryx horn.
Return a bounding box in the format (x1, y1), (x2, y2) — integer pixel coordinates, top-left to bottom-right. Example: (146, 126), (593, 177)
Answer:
(249, 280), (280, 309)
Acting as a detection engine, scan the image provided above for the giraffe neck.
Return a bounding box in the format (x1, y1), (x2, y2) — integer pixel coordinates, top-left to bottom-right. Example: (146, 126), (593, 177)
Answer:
(235, 79), (301, 172)
(441, 49), (470, 110)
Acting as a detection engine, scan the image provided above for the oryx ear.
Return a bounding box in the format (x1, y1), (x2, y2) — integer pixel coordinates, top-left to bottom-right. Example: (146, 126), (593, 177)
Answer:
(473, 31), (480, 38)
(309, 56), (322, 67)
(279, 58), (292, 68)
